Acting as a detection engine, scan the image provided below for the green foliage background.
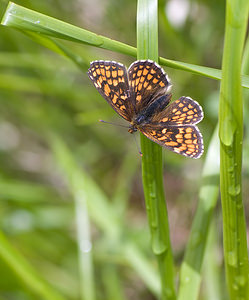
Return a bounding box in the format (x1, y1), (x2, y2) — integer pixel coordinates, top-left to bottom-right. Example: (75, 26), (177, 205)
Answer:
(0, 0), (248, 299)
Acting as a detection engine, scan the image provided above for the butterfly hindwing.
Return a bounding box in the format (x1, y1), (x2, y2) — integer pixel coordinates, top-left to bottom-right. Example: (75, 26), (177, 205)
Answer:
(88, 61), (133, 121)
(139, 124), (204, 158)
(150, 96), (203, 126)
(128, 60), (171, 113)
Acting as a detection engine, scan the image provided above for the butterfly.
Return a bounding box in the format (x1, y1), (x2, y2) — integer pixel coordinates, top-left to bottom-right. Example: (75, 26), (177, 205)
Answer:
(88, 60), (204, 158)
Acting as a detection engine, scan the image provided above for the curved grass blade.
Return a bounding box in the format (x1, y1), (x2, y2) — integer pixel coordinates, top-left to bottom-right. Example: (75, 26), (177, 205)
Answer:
(0, 231), (66, 300)
(2, 2), (249, 88)
(49, 134), (161, 297)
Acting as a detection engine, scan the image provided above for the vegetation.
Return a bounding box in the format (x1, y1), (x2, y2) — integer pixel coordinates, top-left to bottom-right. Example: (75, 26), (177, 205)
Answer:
(0, 0), (249, 299)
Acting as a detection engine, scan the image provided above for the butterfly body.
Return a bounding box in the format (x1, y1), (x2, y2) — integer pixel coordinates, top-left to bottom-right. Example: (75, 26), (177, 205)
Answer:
(88, 60), (204, 158)
(128, 94), (172, 133)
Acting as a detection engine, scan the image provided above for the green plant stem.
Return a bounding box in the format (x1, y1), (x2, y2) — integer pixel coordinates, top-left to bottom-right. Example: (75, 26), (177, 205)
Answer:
(177, 34), (249, 300)
(123, 242), (160, 296)
(0, 231), (65, 300)
(219, 0), (249, 299)
(50, 134), (161, 296)
(177, 126), (220, 300)
(101, 264), (125, 300)
(50, 135), (97, 300)
(203, 221), (223, 300)
(74, 189), (96, 300)
(1, 2), (136, 56)
(2, 2), (249, 88)
(242, 38), (249, 74)
(137, 1), (175, 299)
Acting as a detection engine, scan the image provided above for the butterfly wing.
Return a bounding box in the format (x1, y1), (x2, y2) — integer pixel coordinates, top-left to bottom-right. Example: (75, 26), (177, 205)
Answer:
(88, 60), (204, 158)
(138, 96), (204, 158)
(88, 61), (133, 121)
(139, 124), (204, 158)
(128, 60), (171, 113)
(150, 96), (204, 126)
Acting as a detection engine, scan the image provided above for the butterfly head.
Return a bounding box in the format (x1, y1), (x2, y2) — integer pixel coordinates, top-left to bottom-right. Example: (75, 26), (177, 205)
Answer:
(128, 121), (138, 134)
(128, 112), (147, 133)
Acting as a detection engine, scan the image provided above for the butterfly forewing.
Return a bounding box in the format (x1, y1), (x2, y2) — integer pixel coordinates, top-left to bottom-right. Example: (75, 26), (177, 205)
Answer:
(139, 124), (203, 158)
(88, 61), (133, 121)
(151, 96), (203, 126)
(128, 60), (171, 113)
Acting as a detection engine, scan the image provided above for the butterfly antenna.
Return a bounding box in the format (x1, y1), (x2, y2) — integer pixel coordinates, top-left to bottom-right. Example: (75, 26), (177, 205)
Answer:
(99, 119), (129, 128)
(100, 120), (142, 156)
(132, 134), (143, 157)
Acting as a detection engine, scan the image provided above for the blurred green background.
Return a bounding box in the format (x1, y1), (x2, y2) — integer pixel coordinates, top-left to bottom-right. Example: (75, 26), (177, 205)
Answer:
(0, 0), (245, 299)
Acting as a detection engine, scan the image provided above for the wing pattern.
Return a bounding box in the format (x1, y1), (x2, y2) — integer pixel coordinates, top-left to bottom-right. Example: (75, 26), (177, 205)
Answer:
(88, 60), (204, 158)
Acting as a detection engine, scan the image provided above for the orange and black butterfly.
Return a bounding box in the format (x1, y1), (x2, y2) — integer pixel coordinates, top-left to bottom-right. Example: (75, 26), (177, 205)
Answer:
(88, 60), (204, 158)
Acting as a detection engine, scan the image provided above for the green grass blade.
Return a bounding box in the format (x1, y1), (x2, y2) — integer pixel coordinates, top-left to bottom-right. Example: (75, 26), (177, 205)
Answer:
(101, 264), (125, 300)
(219, 0), (249, 298)
(242, 35), (249, 74)
(23, 31), (90, 70)
(49, 134), (120, 239)
(0, 179), (59, 203)
(137, 1), (175, 299)
(177, 126), (220, 300)
(0, 52), (73, 69)
(2, 2), (249, 88)
(123, 242), (160, 296)
(74, 189), (95, 300)
(177, 33), (249, 300)
(1, 2), (136, 56)
(49, 134), (161, 296)
(203, 222), (224, 300)
(0, 231), (66, 300)
(50, 135), (96, 300)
